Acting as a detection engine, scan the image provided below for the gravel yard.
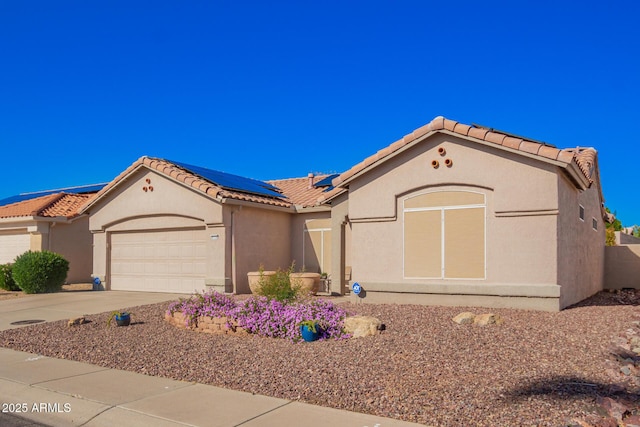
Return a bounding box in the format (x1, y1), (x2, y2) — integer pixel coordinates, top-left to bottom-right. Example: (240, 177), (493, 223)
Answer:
(1, 291), (639, 426)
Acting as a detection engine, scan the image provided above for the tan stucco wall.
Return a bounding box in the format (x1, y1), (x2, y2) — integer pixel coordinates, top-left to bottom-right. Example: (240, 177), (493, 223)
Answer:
(49, 216), (93, 283)
(556, 173), (605, 308)
(89, 169), (222, 231)
(605, 245), (640, 289)
(346, 134), (562, 304)
(347, 134), (559, 221)
(87, 168), (226, 289)
(231, 205), (291, 294)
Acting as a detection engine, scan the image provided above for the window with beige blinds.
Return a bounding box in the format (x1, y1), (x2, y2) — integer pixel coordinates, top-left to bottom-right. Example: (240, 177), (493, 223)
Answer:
(404, 191), (485, 279)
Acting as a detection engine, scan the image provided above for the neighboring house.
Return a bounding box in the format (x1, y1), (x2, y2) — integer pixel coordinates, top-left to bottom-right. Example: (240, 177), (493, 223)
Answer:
(615, 231), (640, 245)
(0, 184), (105, 283)
(319, 116), (605, 311)
(78, 158), (333, 294)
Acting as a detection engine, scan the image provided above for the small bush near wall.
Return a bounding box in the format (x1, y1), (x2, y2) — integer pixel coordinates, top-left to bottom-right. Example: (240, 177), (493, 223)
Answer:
(12, 251), (69, 294)
(0, 264), (19, 291)
(255, 263), (302, 302)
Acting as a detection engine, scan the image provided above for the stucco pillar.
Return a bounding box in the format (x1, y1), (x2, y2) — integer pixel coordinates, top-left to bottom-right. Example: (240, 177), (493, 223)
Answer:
(330, 195), (349, 295)
(91, 230), (107, 287)
(27, 223), (49, 252)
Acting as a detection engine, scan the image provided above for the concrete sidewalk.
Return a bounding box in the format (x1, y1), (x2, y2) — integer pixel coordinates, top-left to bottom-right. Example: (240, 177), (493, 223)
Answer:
(0, 291), (426, 427)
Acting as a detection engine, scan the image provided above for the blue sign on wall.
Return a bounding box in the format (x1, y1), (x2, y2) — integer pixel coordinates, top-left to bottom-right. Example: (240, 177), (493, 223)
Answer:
(352, 282), (361, 295)
(93, 277), (101, 286)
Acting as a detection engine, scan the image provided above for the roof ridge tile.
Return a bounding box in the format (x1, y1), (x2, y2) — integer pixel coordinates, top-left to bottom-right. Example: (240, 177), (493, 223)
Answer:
(484, 131), (506, 145)
(453, 122), (472, 136)
(430, 116), (445, 130)
(443, 118), (457, 131)
(502, 136), (523, 150)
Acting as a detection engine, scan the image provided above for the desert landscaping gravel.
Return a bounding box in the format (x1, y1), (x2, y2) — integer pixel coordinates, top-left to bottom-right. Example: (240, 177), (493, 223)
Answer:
(1, 292), (639, 426)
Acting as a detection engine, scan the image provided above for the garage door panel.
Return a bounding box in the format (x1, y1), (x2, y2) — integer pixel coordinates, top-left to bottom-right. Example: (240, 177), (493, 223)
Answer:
(110, 229), (207, 293)
(0, 231), (31, 264)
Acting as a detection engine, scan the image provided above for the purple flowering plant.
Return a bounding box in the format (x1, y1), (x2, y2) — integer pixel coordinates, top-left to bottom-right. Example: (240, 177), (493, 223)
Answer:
(167, 290), (351, 342)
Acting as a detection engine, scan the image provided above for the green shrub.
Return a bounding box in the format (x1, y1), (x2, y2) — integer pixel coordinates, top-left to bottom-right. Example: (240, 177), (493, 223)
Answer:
(12, 251), (69, 294)
(606, 226), (616, 246)
(0, 263), (19, 291)
(256, 263), (302, 303)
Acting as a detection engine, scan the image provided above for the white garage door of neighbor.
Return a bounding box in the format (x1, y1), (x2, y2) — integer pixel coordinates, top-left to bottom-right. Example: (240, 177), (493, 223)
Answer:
(0, 231), (30, 264)
(110, 229), (207, 293)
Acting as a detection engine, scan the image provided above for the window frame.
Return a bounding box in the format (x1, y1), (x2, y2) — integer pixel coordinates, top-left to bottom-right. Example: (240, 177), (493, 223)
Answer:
(403, 190), (486, 280)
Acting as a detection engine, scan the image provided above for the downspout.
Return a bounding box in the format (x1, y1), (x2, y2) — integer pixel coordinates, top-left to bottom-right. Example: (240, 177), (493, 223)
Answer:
(48, 222), (56, 251)
(231, 208), (236, 293)
(230, 206), (241, 293)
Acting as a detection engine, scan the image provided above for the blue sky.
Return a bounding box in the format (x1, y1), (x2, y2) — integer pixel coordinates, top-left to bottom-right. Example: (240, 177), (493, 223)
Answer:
(1, 1), (638, 225)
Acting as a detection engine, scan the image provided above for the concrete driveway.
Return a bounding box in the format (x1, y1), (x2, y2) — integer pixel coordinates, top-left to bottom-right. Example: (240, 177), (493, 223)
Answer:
(0, 290), (184, 331)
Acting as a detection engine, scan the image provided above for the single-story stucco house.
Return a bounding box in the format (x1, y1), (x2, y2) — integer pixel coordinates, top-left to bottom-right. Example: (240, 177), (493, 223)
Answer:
(319, 116), (605, 311)
(0, 116), (607, 311)
(0, 184), (105, 283)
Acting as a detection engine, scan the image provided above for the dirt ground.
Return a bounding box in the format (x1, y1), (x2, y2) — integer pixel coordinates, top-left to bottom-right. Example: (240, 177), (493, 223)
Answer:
(0, 283), (93, 301)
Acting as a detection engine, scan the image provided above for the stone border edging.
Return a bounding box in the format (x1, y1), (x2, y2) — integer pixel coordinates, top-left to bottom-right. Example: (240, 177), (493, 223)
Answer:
(164, 312), (248, 335)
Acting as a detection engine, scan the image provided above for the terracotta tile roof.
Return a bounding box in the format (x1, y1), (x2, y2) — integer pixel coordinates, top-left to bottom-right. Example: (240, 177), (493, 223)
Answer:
(569, 148), (597, 183)
(267, 174), (333, 208)
(0, 193), (93, 220)
(39, 194), (94, 218)
(82, 157), (292, 212)
(328, 116), (598, 194)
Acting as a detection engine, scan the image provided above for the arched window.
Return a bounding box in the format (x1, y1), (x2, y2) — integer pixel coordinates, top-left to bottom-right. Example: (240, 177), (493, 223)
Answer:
(404, 190), (485, 279)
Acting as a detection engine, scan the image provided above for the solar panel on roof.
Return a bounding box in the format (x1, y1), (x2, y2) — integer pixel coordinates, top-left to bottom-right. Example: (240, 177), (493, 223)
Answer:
(0, 183), (107, 207)
(313, 174), (339, 188)
(169, 160), (285, 199)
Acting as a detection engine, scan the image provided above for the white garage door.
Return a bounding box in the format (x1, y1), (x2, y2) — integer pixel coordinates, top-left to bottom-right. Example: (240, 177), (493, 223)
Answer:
(110, 229), (207, 293)
(0, 231), (30, 264)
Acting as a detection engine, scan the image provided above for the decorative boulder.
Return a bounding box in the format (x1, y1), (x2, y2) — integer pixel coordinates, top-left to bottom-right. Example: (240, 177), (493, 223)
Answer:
(452, 312), (476, 324)
(474, 313), (503, 326)
(344, 315), (383, 338)
(67, 317), (86, 327)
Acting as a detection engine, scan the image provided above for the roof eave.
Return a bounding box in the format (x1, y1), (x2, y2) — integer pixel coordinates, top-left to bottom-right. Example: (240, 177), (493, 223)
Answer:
(218, 197), (293, 213)
(293, 204), (332, 213)
(0, 216), (37, 224)
(317, 187), (348, 205)
(335, 129), (581, 190)
(0, 215), (74, 225)
(563, 162), (591, 191)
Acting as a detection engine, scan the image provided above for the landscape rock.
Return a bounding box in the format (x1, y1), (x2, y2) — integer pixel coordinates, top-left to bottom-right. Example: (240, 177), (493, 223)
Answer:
(343, 315), (383, 338)
(596, 396), (630, 420)
(474, 313), (503, 326)
(452, 312), (476, 324)
(624, 414), (640, 427)
(67, 317), (86, 327)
